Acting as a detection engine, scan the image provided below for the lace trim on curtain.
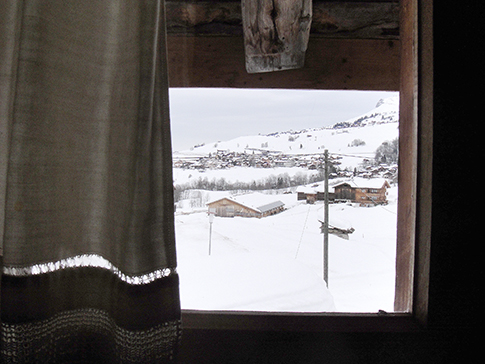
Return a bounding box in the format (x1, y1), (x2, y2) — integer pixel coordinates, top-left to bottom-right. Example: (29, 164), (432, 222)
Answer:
(2, 254), (176, 285)
(1, 308), (181, 363)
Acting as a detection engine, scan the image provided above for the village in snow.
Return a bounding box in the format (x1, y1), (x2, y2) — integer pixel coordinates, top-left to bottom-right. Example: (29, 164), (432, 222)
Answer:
(173, 96), (400, 313)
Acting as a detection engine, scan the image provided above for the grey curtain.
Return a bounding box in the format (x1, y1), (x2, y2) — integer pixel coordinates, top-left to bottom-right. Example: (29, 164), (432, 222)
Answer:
(0, 1), (181, 362)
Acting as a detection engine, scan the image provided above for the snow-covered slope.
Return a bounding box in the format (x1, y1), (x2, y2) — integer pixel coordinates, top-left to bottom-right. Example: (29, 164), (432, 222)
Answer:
(176, 184), (398, 312)
(174, 97), (399, 171)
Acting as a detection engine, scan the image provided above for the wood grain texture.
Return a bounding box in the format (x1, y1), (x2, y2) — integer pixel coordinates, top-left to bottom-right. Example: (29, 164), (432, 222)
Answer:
(394, 0), (417, 313)
(241, 0), (312, 72)
(166, 1), (399, 39)
(167, 35), (399, 90)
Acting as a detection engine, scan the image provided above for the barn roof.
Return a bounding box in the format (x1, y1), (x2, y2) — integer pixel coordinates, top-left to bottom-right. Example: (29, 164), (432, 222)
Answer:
(207, 197), (261, 213)
(257, 201), (285, 214)
(334, 178), (390, 189)
(297, 178), (391, 195)
(296, 186), (318, 194)
(207, 193), (285, 214)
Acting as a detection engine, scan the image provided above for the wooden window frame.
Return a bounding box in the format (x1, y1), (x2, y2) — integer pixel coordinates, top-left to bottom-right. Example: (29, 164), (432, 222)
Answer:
(175, 0), (432, 332)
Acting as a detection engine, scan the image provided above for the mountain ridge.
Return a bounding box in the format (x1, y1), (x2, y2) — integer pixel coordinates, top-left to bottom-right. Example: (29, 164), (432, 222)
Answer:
(263, 96), (398, 137)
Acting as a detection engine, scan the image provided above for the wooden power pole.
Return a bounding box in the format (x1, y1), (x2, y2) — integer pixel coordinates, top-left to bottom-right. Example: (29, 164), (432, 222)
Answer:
(323, 150), (329, 287)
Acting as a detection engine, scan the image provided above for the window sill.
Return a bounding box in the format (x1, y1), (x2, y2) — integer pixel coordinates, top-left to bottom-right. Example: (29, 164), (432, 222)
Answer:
(181, 310), (423, 332)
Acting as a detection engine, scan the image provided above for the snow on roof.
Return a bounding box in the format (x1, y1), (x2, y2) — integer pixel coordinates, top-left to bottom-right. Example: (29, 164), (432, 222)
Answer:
(207, 192), (285, 213)
(296, 186), (318, 193)
(234, 193), (284, 211)
(344, 177), (390, 189)
(297, 178), (390, 195)
(335, 177), (389, 188)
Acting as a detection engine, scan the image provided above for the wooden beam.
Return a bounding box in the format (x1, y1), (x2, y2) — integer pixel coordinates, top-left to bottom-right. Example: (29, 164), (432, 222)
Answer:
(167, 35), (400, 90)
(395, 0), (417, 314)
(166, 1), (399, 40)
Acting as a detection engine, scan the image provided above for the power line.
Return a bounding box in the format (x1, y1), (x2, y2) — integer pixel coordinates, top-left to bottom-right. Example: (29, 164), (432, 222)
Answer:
(329, 152), (374, 159)
(295, 204), (312, 259)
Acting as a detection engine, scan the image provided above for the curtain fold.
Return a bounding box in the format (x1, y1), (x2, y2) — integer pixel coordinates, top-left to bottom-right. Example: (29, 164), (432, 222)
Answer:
(0, 1), (181, 362)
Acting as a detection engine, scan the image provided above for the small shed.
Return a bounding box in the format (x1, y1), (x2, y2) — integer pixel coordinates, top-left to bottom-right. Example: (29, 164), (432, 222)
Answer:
(297, 186), (317, 203)
(296, 185), (335, 204)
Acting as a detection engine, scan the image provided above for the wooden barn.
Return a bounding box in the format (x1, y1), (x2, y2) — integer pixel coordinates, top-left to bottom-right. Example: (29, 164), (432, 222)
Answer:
(207, 194), (285, 218)
(207, 197), (260, 217)
(334, 180), (391, 205)
(297, 185), (335, 204)
(297, 179), (390, 205)
(297, 186), (318, 202)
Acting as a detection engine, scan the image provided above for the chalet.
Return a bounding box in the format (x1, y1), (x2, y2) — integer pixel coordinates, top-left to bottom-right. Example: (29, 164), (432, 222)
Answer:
(207, 193), (285, 218)
(334, 179), (391, 206)
(297, 179), (391, 206)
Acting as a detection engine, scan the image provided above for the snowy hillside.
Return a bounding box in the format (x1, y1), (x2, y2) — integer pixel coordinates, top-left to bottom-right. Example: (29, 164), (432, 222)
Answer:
(174, 96), (398, 170)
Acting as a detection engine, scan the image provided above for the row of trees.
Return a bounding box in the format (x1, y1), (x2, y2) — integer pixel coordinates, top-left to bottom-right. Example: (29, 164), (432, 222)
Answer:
(174, 171), (323, 203)
(374, 138), (399, 165)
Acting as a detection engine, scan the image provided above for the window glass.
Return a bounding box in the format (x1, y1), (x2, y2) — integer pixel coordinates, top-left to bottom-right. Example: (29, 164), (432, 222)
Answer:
(170, 88), (399, 313)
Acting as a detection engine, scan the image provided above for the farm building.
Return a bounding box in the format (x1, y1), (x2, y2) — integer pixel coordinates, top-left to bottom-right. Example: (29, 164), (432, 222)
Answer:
(296, 185), (335, 204)
(297, 178), (391, 206)
(207, 193), (285, 218)
(334, 179), (391, 206)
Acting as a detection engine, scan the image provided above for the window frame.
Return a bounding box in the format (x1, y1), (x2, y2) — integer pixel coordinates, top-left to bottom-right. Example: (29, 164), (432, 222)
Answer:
(176, 0), (432, 332)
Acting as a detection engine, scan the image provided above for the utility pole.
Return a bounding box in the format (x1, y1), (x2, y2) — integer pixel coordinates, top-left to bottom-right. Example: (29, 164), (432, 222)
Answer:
(323, 149), (329, 287)
(208, 212), (215, 255)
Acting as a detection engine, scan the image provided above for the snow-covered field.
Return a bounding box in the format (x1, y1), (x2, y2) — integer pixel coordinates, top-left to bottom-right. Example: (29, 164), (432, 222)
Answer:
(175, 183), (397, 313)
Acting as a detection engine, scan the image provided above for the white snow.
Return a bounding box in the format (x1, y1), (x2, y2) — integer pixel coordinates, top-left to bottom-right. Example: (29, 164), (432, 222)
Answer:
(175, 184), (397, 313)
(173, 166), (321, 187)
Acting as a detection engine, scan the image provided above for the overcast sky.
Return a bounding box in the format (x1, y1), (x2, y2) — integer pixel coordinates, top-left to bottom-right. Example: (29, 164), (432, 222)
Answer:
(169, 88), (399, 152)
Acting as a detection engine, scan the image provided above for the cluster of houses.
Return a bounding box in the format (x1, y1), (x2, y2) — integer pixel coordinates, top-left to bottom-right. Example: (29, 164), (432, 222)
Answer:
(173, 150), (342, 171)
(174, 151), (398, 183)
(297, 178), (391, 206)
(358, 163), (398, 180)
(321, 163), (397, 182)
